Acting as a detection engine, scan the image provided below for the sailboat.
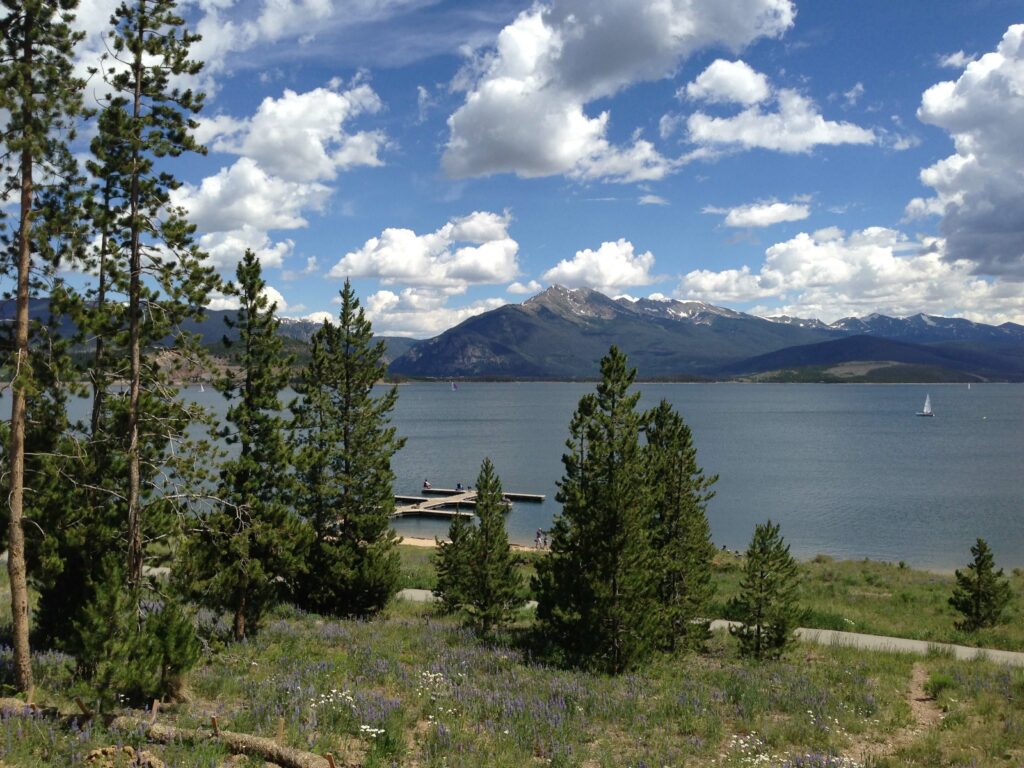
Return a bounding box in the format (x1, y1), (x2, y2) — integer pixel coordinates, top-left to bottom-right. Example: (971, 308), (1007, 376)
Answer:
(450, 381), (458, 392)
(916, 393), (933, 417)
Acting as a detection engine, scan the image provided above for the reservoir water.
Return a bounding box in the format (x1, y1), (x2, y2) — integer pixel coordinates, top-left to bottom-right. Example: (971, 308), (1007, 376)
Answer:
(384, 382), (1024, 570)
(5, 383), (1022, 570)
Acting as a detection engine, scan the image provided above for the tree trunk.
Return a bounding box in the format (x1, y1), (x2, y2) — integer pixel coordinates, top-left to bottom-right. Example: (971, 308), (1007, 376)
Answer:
(233, 593), (246, 641)
(126, 18), (145, 591)
(6, 23), (37, 695)
(90, 183), (111, 438)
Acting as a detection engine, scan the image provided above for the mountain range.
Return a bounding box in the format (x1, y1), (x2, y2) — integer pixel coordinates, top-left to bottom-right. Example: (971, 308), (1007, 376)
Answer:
(6, 288), (1024, 381)
(387, 286), (1024, 381)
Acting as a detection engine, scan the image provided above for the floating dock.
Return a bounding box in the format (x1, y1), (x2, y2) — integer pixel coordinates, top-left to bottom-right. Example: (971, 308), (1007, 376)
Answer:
(392, 486), (545, 519)
(421, 487), (546, 503)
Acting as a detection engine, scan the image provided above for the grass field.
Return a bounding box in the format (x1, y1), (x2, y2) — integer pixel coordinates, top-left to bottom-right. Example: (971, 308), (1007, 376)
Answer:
(397, 545), (1024, 651)
(0, 550), (1021, 766)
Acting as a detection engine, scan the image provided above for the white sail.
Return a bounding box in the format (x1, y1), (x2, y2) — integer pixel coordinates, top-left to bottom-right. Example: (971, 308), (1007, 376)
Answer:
(922, 394), (932, 415)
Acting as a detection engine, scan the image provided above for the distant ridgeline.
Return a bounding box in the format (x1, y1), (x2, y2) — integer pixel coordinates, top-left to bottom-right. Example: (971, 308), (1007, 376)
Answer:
(386, 286), (1024, 382)
(6, 288), (1024, 381)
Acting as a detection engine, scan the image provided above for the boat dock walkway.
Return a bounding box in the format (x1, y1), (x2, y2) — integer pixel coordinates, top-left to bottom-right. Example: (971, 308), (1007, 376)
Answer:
(391, 486), (545, 519)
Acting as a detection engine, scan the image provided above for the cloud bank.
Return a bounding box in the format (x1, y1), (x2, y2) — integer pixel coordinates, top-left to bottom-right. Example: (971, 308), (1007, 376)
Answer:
(908, 24), (1024, 279)
(678, 227), (1024, 324)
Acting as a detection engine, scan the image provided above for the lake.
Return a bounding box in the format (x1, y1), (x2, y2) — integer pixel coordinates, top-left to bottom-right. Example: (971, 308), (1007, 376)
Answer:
(5, 382), (1022, 570)
(382, 382), (1024, 571)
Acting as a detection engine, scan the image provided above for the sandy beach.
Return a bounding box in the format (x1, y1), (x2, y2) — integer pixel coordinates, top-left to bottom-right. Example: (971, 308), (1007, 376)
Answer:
(399, 535), (539, 553)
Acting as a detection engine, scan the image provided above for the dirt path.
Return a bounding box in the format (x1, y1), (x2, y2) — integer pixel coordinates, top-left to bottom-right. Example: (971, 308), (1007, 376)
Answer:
(849, 662), (944, 763)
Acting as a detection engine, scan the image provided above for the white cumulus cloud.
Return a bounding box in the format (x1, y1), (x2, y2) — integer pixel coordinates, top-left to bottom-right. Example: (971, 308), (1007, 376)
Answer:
(173, 158), (330, 234)
(329, 211), (520, 291)
(909, 24), (1024, 278)
(508, 280), (543, 295)
(205, 83), (386, 183)
(687, 88), (876, 153)
(938, 50), (976, 69)
(639, 194), (669, 206)
(366, 289), (508, 337)
(443, 0), (795, 182)
(199, 226), (294, 271)
(677, 227), (1024, 324)
(206, 283), (289, 313)
(174, 82), (390, 275)
(684, 59), (771, 105)
(705, 200), (810, 228)
(542, 239), (656, 294)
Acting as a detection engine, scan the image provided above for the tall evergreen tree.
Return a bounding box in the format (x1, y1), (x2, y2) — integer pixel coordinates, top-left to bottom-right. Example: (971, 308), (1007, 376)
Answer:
(100, 0), (215, 591)
(467, 459), (523, 633)
(949, 538), (1012, 632)
(0, 0), (85, 691)
(644, 400), (718, 651)
(291, 280), (405, 617)
(534, 346), (655, 673)
(433, 458), (523, 633)
(179, 250), (307, 640)
(32, 101), (133, 651)
(730, 520), (801, 660)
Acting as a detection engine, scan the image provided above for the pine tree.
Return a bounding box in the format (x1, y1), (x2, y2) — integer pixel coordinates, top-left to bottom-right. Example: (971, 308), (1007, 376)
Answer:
(0, 0), (86, 691)
(730, 520), (801, 660)
(291, 280), (405, 617)
(61, 0), (215, 683)
(534, 346), (655, 673)
(76, 557), (200, 707)
(469, 459), (523, 633)
(32, 101), (132, 652)
(17, 289), (104, 651)
(949, 538), (1012, 632)
(434, 510), (474, 615)
(433, 458), (523, 633)
(644, 399), (718, 651)
(179, 250), (307, 640)
(100, 0), (216, 591)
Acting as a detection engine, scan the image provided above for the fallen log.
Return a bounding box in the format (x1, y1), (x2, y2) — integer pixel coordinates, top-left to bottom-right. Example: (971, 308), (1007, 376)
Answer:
(0, 699), (337, 768)
(109, 717), (332, 768)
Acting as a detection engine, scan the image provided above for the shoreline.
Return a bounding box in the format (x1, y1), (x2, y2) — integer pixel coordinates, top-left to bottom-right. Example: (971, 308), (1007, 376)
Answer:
(395, 537), (963, 573)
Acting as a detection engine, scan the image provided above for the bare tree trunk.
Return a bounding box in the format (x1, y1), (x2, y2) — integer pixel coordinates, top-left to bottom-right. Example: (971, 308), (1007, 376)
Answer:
(90, 183), (110, 438)
(6, 23), (37, 694)
(126, 20), (145, 591)
(233, 592), (246, 641)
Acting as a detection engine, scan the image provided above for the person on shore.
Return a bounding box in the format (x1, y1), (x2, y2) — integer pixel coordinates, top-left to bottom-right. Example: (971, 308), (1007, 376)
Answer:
(535, 529), (542, 549)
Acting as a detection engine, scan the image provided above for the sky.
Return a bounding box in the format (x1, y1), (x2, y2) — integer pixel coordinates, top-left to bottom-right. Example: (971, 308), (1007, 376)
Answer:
(63, 0), (1024, 337)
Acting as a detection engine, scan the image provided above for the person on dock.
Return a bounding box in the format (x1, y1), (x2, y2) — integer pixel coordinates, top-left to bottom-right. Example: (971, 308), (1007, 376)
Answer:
(456, 482), (463, 491)
(423, 479), (432, 490)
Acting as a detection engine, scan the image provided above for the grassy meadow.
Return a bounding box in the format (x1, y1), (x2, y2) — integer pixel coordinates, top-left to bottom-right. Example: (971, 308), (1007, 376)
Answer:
(400, 545), (1024, 651)
(0, 548), (1022, 766)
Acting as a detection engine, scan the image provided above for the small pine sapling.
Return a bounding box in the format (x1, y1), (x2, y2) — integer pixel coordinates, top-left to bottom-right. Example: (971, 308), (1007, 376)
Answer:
(730, 520), (802, 660)
(949, 538), (1012, 632)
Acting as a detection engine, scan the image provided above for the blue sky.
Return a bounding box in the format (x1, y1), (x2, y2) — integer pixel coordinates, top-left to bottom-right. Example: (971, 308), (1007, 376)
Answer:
(68, 0), (1024, 336)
